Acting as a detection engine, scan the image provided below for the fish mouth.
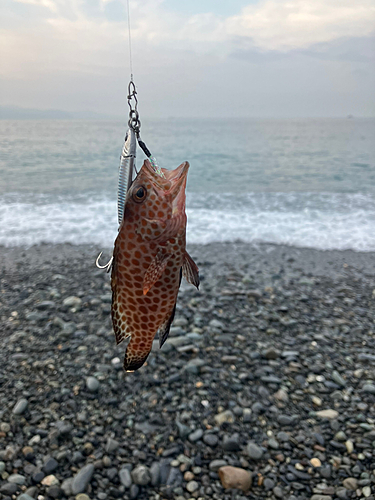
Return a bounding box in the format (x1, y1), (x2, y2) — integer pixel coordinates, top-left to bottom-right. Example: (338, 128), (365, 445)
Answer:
(168, 162), (189, 202)
(143, 160), (189, 203)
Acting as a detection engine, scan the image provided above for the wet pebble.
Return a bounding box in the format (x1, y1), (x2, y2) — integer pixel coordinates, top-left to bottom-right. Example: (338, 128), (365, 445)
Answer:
(247, 442), (263, 460)
(71, 464), (95, 494)
(86, 376), (100, 392)
(12, 399), (28, 415)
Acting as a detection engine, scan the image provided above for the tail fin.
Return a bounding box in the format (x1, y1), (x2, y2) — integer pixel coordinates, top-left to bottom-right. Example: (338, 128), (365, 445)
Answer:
(123, 338), (152, 372)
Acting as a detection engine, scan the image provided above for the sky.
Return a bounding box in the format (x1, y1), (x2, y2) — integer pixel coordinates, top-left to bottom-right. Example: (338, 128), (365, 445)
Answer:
(1, 0), (375, 118)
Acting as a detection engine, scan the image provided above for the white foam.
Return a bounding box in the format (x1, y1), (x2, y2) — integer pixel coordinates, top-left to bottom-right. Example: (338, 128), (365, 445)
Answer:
(1, 192), (375, 251)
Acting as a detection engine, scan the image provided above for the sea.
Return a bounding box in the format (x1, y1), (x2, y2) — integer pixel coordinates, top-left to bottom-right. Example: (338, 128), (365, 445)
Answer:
(1, 118), (375, 251)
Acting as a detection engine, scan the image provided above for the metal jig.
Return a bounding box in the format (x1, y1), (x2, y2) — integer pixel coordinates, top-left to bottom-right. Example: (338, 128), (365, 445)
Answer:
(95, 80), (161, 273)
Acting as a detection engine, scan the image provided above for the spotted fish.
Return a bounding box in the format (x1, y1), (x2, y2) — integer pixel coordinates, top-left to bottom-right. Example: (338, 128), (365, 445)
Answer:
(111, 159), (199, 371)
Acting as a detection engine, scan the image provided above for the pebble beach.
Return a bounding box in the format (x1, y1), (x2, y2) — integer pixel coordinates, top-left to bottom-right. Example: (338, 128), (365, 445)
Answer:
(0, 241), (375, 500)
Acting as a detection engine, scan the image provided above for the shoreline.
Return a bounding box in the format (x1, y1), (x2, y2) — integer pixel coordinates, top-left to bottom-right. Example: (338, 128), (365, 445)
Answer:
(1, 240), (375, 277)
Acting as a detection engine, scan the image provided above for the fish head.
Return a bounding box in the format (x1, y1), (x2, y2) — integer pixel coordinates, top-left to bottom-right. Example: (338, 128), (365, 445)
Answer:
(125, 159), (189, 240)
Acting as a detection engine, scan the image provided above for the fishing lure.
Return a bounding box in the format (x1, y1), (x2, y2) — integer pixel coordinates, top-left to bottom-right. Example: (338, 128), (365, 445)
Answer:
(117, 127), (136, 225)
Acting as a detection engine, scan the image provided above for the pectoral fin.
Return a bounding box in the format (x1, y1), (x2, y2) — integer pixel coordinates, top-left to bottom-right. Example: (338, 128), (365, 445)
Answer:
(182, 251), (199, 289)
(143, 249), (172, 295)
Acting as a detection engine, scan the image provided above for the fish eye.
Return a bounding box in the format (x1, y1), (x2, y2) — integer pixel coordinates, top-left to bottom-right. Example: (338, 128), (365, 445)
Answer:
(133, 185), (147, 203)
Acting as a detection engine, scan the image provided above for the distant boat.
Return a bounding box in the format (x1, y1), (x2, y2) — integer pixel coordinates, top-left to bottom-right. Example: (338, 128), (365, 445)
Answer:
(347, 114), (354, 119)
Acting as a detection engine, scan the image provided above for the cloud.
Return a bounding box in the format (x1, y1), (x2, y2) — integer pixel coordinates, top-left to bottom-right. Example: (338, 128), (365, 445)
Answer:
(4, 0), (375, 60)
(225, 0), (375, 51)
(1, 0), (374, 117)
(12, 0), (57, 12)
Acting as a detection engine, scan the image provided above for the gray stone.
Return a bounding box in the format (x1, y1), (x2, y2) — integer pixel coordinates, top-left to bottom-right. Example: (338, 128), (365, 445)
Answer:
(71, 464), (95, 494)
(336, 489), (348, 499)
(61, 478), (73, 496)
(222, 433), (241, 451)
(166, 467), (182, 486)
(320, 466), (331, 479)
(209, 319), (225, 329)
(261, 375), (281, 384)
(273, 486), (284, 498)
(310, 496), (332, 500)
(129, 484), (139, 499)
(36, 300), (55, 310)
(8, 474), (26, 485)
(55, 420), (72, 436)
(46, 485), (63, 499)
(243, 408), (251, 422)
(26, 312), (46, 321)
(277, 414), (294, 425)
(150, 462), (160, 486)
(119, 468), (132, 488)
(188, 428), (203, 442)
(72, 451), (85, 463)
(105, 438), (119, 453)
(268, 438), (279, 449)
(24, 487), (38, 498)
(263, 347), (280, 359)
(362, 383), (375, 394)
(186, 480), (199, 493)
(203, 433), (218, 447)
(335, 431), (347, 441)
(277, 431), (289, 442)
(176, 421), (190, 439)
(247, 442), (263, 460)
(184, 358), (205, 374)
(32, 471), (45, 483)
(86, 377), (100, 392)
(63, 296), (82, 307)
(13, 399), (28, 415)
(43, 457), (59, 474)
(332, 370), (346, 386)
(131, 465), (151, 486)
(209, 459), (227, 471)
(17, 495), (35, 500)
(263, 478), (275, 490)
(0, 482), (18, 495)
(282, 351), (299, 358)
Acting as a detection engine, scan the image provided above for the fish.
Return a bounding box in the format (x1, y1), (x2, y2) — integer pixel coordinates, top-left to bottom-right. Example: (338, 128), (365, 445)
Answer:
(111, 158), (199, 371)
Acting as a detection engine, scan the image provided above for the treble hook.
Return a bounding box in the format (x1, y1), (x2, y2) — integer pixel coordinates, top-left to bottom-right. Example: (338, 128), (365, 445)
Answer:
(95, 252), (113, 273)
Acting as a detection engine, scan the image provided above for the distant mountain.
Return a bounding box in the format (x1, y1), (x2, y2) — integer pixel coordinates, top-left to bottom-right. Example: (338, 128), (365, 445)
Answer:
(0, 106), (121, 120)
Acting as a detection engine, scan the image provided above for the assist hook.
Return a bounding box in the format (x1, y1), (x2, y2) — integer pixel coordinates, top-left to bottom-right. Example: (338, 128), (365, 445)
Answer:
(95, 252), (113, 273)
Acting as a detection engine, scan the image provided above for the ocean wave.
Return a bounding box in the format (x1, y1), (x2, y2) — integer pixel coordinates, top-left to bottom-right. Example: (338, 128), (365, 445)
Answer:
(1, 192), (375, 251)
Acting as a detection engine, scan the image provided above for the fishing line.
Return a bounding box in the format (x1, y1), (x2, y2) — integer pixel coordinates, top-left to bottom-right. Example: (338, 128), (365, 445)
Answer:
(124, 0), (164, 179)
(126, 0), (134, 81)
